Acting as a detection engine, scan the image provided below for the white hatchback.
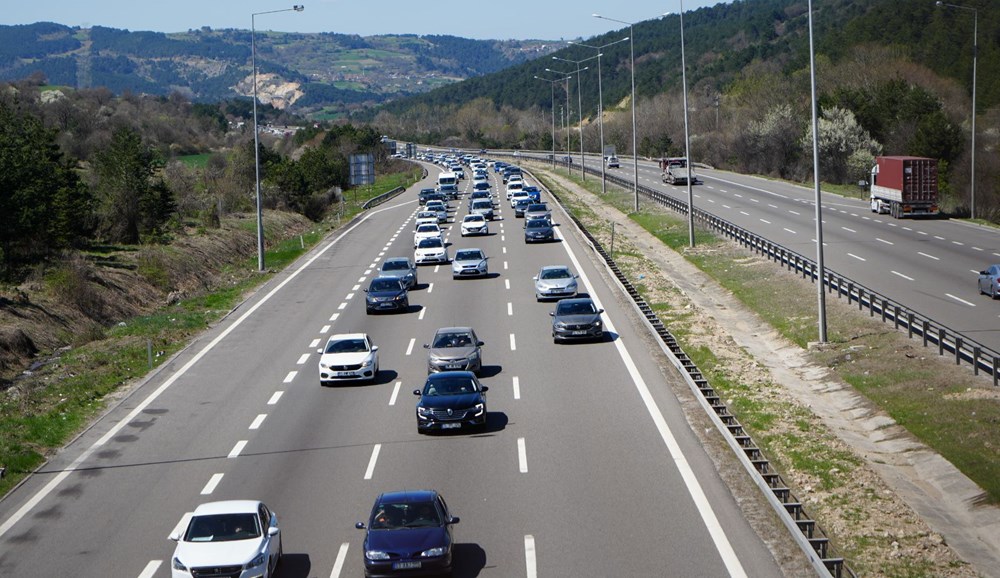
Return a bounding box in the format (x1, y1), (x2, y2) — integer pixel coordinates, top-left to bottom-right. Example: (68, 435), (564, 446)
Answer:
(317, 333), (379, 385)
(413, 223), (443, 247)
(170, 500), (282, 578)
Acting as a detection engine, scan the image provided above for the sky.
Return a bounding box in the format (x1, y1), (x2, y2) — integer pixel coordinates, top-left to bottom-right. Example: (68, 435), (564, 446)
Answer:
(6, 0), (729, 41)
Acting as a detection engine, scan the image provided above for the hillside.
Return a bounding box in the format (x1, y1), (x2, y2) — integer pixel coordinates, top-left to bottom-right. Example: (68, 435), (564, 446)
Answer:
(0, 22), (564, 116)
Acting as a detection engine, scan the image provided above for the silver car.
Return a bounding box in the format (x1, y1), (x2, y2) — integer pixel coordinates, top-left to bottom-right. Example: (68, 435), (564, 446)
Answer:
(452, 248), (488, 279)
(533, 265), (579, 301)
(379, 257), (418, 289)
(424, 327), (484, 375)
(979, 264), (1000, 298)
(550, 298), (604, 343)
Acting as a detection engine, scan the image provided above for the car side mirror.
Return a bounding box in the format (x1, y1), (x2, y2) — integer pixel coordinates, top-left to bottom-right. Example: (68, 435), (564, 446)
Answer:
(481, 386), (489, 392)
(317, 348), (324, 354)
(574, 275), (580, 279)
(549, 312), (555, 317)
(423, 343), (430, 349)
(363, 289), (369, 293)
(477, 341), (484, 346)
(413, 389), (422, 396)
(447, 516), (460, 525)
(532, 276), (538, 281)
(355, 522), (366, 530)
(371, 345), (379, 352)
(268, 527), (279, 537)
(169, 531), (181, 542)
(598, 309), (605, 314)
(981, 271), (989, 275)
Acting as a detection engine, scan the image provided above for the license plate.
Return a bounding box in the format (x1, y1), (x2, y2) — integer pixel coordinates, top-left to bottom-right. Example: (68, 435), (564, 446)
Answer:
(572, 330), (587, 335)
(393, 561), (422, 570)
(441, 423), (461, 429)
(445, 363), (462, 369)
(336, 371), (355, 377)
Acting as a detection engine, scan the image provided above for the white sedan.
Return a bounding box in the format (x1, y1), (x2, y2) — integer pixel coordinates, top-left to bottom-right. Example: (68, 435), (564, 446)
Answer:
(413, 223), (443, 247)
(415, 237), (449, 265)
(317, 333), (379, 385)
(460, 214), (489, 236)
(415, 210), (438, 228)
(170, 500), (282, 578)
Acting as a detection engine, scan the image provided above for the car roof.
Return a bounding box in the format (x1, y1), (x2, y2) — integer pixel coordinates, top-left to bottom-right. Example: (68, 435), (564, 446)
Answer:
(377, 489), (440, 505)
(426, 370), (477, 383)
(434, 326), (474, 335)
(327, 332), (368, 342)
(192, 500), (262, 515)
(540, 265), (570, 272)
(384, 257), (411, 264)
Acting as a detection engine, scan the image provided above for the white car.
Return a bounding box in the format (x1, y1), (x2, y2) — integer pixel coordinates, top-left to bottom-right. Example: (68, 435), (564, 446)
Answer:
(415, 211), (438, 228)
(509, 190), (530, 208)
(460, 214), (489, 236)
(413, 223), (443, 247)
(505, 181), (524, 200)
(170, 500), (282, 578)
(317, 333), (379, 385)
(415, 237), (449, 264)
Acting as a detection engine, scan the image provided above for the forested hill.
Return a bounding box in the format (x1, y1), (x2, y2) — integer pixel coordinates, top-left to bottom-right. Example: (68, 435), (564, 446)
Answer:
(0, 22), (563, 116)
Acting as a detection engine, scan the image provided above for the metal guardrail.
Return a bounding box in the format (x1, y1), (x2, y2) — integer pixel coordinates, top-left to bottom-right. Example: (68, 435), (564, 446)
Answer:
(514, 152), (1000, 386)
(520, 163), (850, 577)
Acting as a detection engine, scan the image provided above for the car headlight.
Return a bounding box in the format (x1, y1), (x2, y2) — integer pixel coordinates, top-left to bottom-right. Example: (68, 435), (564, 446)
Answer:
(417, 406), (430, 417)
(245, 552), (266, 569)
(366, 550), (391, 560)
(567, 281), (578, 291)
(554, 321), (568, 329)
(172, 557), (188, 571)
(393, 294), (406, 301)
(591, 320), (603, 328)
(421, 547), (447, 557)
(472, 403), (485, 417)
(361, 357), (374, 368)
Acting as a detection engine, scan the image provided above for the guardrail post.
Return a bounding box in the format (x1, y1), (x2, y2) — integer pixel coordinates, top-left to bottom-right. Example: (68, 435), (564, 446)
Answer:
(939, 328), (946, 356)
(994, 356), (999, 387)
(973, 347), (980, 376)
(881, 300), (888, 322)
(893, 306), (901, 330)
(923, 320), (929, 346)
(907, 312), (915, 339)
(955, 338), (963, 365)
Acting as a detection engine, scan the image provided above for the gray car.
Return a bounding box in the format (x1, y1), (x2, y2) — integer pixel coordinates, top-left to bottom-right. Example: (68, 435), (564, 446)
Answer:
(533, 265), (579, 301)
(470, 199), (495, 221)
(451, 248), (488, 279)
(424, 327), (484, 375)
(524, 217), (554, 243)
(979, 264), (1000, 298)
(379, 257), (418, 289)
(550, 297), (604, 343)
(523, 203), (551, 222)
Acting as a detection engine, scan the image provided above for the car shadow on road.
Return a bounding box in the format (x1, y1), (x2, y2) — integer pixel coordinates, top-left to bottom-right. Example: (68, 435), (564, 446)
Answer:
(372, 369), (400, 385)
(451, 543), (488, 577)
(478, 365), (503, 378)
(276, 553), (311, 577)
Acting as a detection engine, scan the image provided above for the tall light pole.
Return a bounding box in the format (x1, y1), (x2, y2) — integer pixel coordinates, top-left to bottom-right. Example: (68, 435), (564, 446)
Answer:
(594, 14), (639, 212)
(570, 37), (629, 196)
(551, 58), (595, 180)
(535, 75), (570, 169)
(675, 6), (695, 248)
(252, 4), (304, 272)
(808, 0), (827, 343)
(936, 1), (978, 220)
(546, 67), (575, 170)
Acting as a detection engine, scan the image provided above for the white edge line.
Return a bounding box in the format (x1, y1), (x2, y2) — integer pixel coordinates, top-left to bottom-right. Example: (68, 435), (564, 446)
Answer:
(330, 542), (350, 578)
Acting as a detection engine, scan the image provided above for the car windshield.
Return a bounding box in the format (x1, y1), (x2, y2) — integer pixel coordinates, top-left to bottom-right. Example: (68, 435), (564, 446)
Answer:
(541, 268), (571, 280)
(527, 204), (546, 211)
(557, 301), (597, 315)
(185, 513), (260, 542)
(526, 220), (548, 229)
(423, 375), (479, 396)
(473, 201), (491, 208)
(418, 238), (443, 249)
(371, 502), (442, 530)
(456, 250), (484, 261)
(382, 261), (409, 271)
(464, 216), (484, 223)
(417, 225), (438, 233)
(432, 332), (474, 348)
(370, 279), (402, 292)
(326, 338), (369, 354)
(417, 212), (436, 219)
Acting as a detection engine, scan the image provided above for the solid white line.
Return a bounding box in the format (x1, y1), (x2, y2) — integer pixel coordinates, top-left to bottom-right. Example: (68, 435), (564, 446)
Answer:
(508, 303), (513, 316)
(296, 353), (310, 365)
(946, 294), (976, 307)
(389, 381), (401, 406)
(283, 371), (297, 383)
(268, 391), (283, 405)
(512, 376), (520, 400)
(228, 440), (248, 459)
(364, 444), (381, 480)
(201, 473), (224, 495)
(876, 238), (893, 245)
(137, 560), (161, 578)
(918, 252), (940, 261)
(517, 438), (528, 473)
(406, 338), (416, 356)
(847, 253), (866, 262)
(524, 535), (537, 578)
(509, 333), (516, 351)
(329, 542), (350, 578)
(249, 414), (267, 430)
(891, 271), (914, 281)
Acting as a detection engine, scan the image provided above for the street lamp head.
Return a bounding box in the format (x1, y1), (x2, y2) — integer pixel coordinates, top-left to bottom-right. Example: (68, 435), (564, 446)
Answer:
(293, 5), (304, 11)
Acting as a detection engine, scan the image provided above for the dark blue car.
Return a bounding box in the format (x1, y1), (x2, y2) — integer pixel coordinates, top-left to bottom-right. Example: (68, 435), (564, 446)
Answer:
(413, 371), (488, 433)
(356, 490), (459, 578)
(365, 277), (409, 314)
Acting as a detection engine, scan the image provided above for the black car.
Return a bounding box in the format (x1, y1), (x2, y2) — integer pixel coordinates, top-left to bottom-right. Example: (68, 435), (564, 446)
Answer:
(550, 297), (604, 342)
(365, 277), (409, 314)
(355, 490), (459, 578)
(417, 188), (436, 205)
(524, 217), (554, 243)
(413, 371), (488, 433)
(513, 198), (532, 217)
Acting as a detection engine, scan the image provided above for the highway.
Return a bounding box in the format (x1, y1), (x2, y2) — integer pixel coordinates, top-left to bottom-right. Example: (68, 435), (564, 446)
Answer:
(544, 152), (1000, 352)
(0, 164), (784, 577)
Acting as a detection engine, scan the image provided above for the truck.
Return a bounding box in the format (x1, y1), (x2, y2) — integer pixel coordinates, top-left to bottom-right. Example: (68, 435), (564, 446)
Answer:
(436, 172), (460, 199)
(869, 156), (939, 218)
(660, 157), (697, 185)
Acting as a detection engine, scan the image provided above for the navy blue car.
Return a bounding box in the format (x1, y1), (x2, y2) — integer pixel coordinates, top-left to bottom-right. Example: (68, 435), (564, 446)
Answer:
(413, 371), (488, 433)
(365, 277), (409, 314)
(356, 490), (459, 578)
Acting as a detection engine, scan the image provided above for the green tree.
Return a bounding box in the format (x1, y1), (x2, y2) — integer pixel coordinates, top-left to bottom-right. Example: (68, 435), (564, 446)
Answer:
(92, 126), (175, 243)
(0, 100), (90, 274)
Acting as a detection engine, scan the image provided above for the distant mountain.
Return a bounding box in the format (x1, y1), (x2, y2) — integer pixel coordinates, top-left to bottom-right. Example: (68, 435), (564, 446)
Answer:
(0, 22), (565, 115)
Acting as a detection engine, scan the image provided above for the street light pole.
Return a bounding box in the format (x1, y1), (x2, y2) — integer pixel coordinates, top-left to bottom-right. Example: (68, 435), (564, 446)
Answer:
(936, 1), (978, 220)
(594, 14), (639, 212)
(808, 0), (828, 343)
(535, 75), (568, 169)
(677, 5), (695, 248)
(252, 4), (304, 272)
(570, 37), (629, 196)
(551, 58), (595, 181)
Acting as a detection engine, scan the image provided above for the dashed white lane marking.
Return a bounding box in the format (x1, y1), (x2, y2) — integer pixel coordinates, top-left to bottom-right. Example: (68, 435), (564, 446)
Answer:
(503, 246), (507, 254)
(345, 293), (355, 300)
(524, 535), (537, 578)
(918, 252), (940, 261)
(504, 261), (509, 270)
(952, 240), (965, 246)
(517, 438), (528, 473)
(352, 284), (360, 291)
(419, 307), (427, 320)
(891, 271), (914, 281)
(357, 276), (366, 283)
(847, 253), (866, 262)
(505, 279), (511, 290)
(283, 371), (297, 383)
(310, 338), (322, 348)
(406, 338), (416, 356)
(137, 560), (161, 578)
(510, 333), (516, 351)
(934, 235), (945, 240)
(321, 324), (331, 333)
(427, 282), (434, 293)
(329, 542), (350, 578)
(783, 228), (797, 235)
(249, 414), (267, 430)
(513, 376), (521, 400)
(200, 473), (224, 495)
(268, 391), (283, 405)
(329, 313), (339, 322)
(228, 440), (248, 459)
(788, 210), (800, 215)
(739, 211), (749, 216)
(759, 219), (771, 224)
(364, 444), (381, 480)
(337, 302), (348, 310)
(842, 227), (857, 233)
(947, 294), (976, 307)
(876, 238), (893, 245)
(389, 381), (402, 406)
(508, 303), (513, 316)
(297, 353), (310, 365)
